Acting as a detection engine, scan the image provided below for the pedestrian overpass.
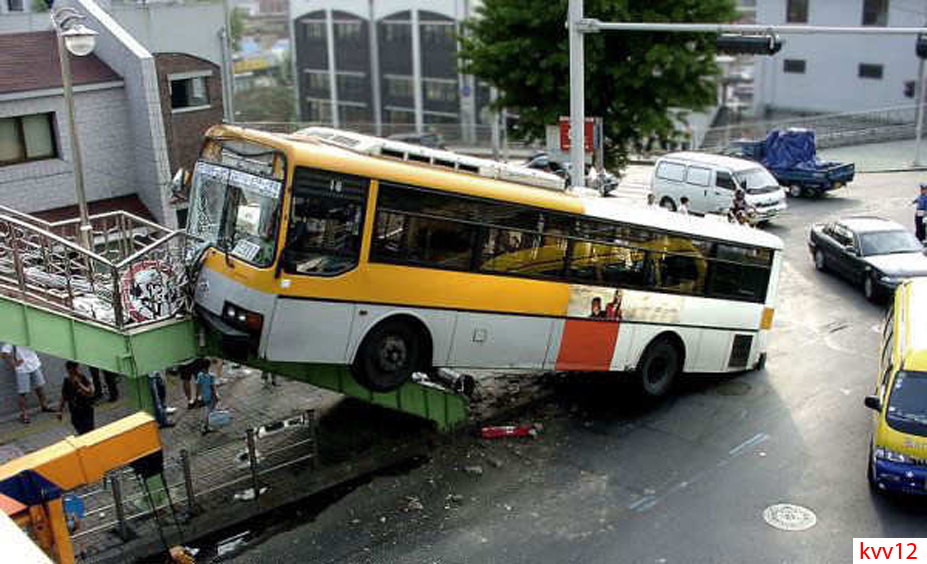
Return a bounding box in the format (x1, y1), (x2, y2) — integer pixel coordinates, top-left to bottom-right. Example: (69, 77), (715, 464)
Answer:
(0, 206), (467, 430)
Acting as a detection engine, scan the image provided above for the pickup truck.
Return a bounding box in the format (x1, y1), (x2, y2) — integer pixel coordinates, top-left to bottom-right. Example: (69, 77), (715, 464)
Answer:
(724, 129), (855, 198)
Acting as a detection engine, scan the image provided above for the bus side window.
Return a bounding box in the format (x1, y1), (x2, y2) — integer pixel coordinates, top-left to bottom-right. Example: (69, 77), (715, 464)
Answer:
(283, 168), (368, 276)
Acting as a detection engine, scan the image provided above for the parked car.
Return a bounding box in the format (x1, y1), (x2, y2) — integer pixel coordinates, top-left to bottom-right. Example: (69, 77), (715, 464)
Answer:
(725, 129), (855, 198)
(651, 152), (787, 222)
(808, 216), (927, 301)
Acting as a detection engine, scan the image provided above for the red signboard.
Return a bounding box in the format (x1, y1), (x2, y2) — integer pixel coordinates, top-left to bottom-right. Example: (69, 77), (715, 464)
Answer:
(559, 116), (596, 153)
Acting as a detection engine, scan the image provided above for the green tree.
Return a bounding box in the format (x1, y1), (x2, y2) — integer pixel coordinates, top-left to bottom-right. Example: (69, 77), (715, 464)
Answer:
(235, 85), (296, 123)
(229, 7), (246, 52)
(459, 0), (737, 168)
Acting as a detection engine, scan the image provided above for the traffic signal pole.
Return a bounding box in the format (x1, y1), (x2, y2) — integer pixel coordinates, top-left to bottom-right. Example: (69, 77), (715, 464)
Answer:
(566, 3), (927, 188)
(916, 56), (925, 167)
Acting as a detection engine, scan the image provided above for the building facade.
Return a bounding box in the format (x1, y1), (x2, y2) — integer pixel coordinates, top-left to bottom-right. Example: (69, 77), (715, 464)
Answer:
(754, 0), (920, 114)
(290, 0), (491, 141)
(0, 0), (226, 228)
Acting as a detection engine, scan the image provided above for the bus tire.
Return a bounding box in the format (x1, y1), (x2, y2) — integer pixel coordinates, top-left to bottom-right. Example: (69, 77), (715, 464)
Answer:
(637, 336), (682, 398)
(352, 318), (427, 392)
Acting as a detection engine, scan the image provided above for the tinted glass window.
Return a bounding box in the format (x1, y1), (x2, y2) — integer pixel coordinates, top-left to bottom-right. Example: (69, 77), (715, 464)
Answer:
(716, 171), (736, 190)
(478, 228), (566, 278)
(859, 230), (922, 255)
(783, 59), (806, 74)
(372, 211), (475, 270)
(649, 252), (707, 294)
(686, 166), (711, 187)
(786, 0), (808, 23)
(284, 168), (368, 275)
(886, 371), (927, 437)
(656, 162), (686, 182)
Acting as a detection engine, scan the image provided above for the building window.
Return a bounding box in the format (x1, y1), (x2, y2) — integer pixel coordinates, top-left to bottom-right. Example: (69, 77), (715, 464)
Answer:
(306, 99), (333, 123)
(786, 0), (808, 23)
(305, 71), (329, 92)
(334, 21), (362, 41)
(383, 22), (411, 43)
(338, 104), (371, 124)
(337, 73), (366, 100)
(384, 108), (415, 125)
(304, 21), (325, 40)
(385, 75), (414, 99)
(783, 59), (806, 74)
(7, 0), (24, 11)
(0, 113), (57, 166)
(424, 79), (458, 103)
(862, 0), (889, 26)
(859, 63), (884, 79)
(170, 76), (210, 110)
(421, 23), (455, 45)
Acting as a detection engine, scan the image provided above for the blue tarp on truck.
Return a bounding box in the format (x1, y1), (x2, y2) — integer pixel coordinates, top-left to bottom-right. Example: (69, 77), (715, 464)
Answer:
(726, 128), (855, 197)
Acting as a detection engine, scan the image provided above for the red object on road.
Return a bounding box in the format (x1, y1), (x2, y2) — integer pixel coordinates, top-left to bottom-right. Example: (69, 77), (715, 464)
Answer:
(481, 424), (539, 439)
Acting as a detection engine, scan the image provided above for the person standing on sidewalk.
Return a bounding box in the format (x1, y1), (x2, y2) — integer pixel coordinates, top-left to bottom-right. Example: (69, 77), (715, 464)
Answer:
(147, 370), (175, 429)
(1, 344), (54, 424)
(913, 183), (927, 243)
(197, 358), (220, 435)
(58, 361), (95, 435)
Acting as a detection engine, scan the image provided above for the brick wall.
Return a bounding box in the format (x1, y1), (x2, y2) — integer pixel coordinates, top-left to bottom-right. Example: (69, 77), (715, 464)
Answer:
(154, 53), (224, 175)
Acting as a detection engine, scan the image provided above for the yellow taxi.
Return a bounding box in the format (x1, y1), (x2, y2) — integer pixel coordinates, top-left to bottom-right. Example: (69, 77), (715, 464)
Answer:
(865, 278), (927, 494)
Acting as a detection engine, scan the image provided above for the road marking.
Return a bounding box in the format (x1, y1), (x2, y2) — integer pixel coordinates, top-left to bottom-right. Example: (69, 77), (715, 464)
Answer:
(729, 432), (770, 457)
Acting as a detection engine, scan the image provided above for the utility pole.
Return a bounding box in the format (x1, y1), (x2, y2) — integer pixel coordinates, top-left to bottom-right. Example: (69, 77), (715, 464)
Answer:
(567, 0), (585, 188)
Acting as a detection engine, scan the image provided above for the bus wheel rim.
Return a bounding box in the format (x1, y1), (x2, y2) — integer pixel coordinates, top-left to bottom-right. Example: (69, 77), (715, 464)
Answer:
(378, 336), (407, 372)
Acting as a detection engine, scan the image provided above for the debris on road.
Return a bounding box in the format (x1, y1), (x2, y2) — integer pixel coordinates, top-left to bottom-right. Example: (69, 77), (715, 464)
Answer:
(404, 496), (424, 512)
(463, 465), (484, 476)
(481, 423), (542, 439)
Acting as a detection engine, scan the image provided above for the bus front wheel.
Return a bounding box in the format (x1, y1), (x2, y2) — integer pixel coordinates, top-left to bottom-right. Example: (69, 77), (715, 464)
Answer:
(353, 319), (425, 392)
(637, 337), (682, 398)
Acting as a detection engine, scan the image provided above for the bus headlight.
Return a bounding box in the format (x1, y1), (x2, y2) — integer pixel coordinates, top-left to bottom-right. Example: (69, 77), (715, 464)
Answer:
(222, 302), (264, 333)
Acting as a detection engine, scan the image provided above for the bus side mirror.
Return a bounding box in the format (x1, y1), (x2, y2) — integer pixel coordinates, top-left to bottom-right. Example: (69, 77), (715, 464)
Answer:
(864, 395), (882, 411)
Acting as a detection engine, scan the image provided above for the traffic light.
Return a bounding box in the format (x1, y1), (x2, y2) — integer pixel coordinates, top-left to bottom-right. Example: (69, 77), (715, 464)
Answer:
(917, 33), (927, 59)
(716, 33), (783, 56)
(905, 80), (916, 98)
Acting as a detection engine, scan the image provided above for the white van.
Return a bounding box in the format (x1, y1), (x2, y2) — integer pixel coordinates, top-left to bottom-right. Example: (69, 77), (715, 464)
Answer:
(651, 152), (787, 222)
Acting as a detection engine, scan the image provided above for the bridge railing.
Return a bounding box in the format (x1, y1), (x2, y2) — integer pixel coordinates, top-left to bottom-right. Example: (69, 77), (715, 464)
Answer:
(0, 207), (191, 331)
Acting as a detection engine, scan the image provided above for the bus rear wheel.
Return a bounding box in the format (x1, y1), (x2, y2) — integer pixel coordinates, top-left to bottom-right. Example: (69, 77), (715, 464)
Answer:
(353, 319), (425, 392)
(637, 337), (682, 398)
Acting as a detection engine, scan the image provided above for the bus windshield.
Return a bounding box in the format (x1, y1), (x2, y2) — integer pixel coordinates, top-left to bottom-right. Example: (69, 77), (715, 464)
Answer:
(188, 154), (284, 267)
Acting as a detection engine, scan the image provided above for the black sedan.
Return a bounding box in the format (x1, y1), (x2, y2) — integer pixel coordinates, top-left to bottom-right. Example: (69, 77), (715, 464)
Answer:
(808, 217), (927, 301)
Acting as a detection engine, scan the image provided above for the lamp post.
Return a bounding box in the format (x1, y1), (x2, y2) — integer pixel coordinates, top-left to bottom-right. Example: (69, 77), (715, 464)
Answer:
(51, 7), (98, 249)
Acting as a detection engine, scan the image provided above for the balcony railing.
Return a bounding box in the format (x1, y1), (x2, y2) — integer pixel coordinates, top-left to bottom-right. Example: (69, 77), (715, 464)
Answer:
(0, 205), (191, 330)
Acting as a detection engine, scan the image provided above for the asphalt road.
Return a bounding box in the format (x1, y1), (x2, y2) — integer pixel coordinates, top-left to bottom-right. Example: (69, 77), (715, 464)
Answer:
(226, 171), (927, 564)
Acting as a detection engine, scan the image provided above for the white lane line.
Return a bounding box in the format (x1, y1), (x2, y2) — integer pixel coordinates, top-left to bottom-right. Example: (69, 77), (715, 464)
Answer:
(729, 432), (770, 457)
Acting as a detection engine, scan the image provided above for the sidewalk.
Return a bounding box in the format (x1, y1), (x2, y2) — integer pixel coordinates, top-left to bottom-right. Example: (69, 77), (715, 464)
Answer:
(0, 363), (556, 563)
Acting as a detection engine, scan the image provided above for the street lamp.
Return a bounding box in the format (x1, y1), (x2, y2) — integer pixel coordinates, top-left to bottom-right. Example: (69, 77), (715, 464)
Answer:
(51, 7), (98, 249)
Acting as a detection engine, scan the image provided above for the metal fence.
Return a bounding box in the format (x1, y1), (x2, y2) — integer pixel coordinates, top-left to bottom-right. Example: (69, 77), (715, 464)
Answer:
(697, 103), (926, 151)
(0, 206), (190, 330)
(69, 411), (317, 556)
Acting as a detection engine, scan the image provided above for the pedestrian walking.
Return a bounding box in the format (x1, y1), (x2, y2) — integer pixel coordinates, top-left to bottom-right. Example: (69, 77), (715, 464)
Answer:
(261, 370), (278, 387)
(88, 367), (119, 403)
(1, 343), (53, 424)
(912, 183), (927, 243)
(147, 370), (175, 429)
(678, 196), (690, 215)
(58, 361), (95, 435)
(197, 358), (220, 435)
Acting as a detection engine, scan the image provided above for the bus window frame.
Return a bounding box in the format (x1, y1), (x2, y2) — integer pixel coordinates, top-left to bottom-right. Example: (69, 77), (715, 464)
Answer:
(368, 180), (775, 304)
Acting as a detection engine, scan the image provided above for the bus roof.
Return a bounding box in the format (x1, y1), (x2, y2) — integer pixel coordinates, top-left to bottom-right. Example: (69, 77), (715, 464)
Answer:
(582, 197), (784, 250)
(207, 124), (585, 215)
(205, 125), (783, 251)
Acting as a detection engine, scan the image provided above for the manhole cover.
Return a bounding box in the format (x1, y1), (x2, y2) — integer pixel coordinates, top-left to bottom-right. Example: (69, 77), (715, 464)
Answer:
(763, 503), (817, 531)
(713, 381), (752, 396)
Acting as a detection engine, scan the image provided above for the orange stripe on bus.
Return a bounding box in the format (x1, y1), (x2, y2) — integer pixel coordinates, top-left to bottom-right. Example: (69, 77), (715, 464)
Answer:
(555, 319), (620, 371)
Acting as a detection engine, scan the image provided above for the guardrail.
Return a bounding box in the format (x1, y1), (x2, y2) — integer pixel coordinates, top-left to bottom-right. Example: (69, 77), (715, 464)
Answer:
(69, 412), (317, 553)
(0, 206), (191, 330)
(698, 103), (926, 150)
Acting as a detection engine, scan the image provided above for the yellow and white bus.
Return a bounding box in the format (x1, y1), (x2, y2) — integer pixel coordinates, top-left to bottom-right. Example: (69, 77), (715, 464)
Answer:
(185, 126), (783, 395)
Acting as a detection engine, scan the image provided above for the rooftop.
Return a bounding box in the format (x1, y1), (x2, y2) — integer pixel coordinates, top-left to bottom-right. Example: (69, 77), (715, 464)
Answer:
(0, 31), (121, 96)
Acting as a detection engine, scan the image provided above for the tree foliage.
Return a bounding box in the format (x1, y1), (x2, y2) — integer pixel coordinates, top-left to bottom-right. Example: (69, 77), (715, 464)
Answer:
(235, 86), (295, 123)
(459, 0), (737, 168)
(230, 7), (246, 52)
